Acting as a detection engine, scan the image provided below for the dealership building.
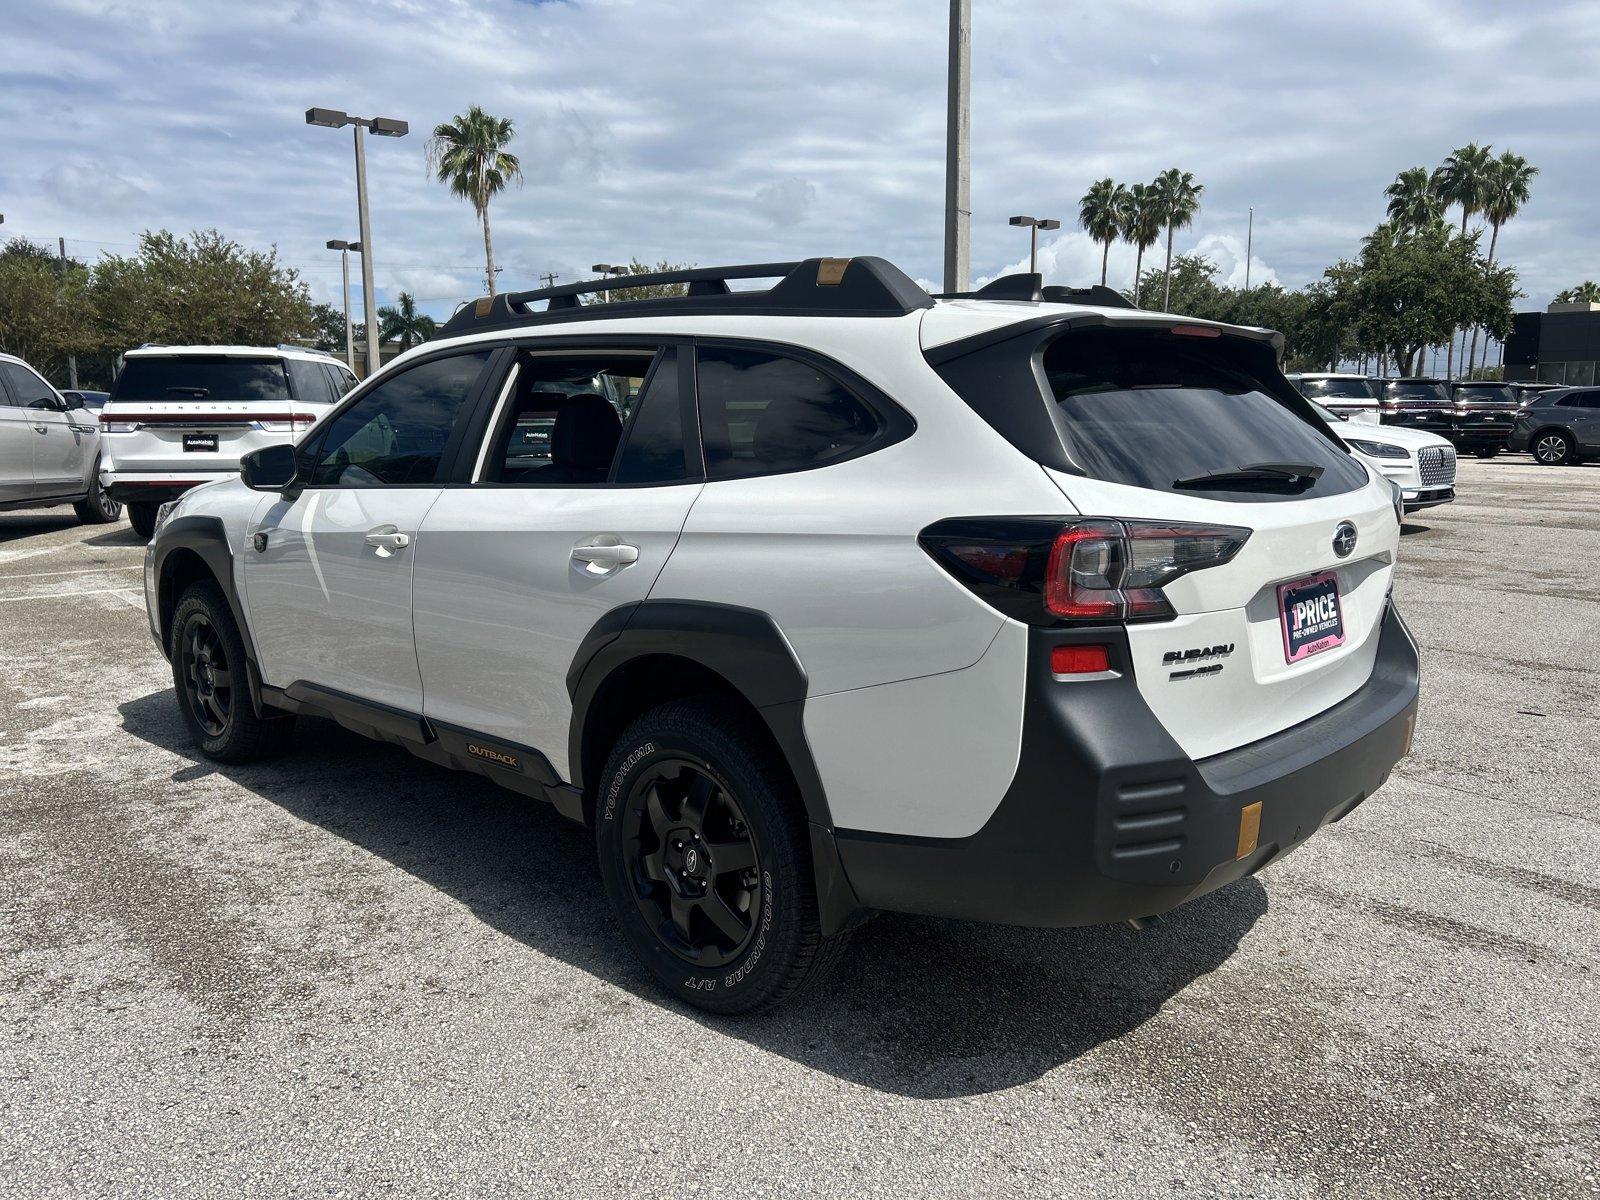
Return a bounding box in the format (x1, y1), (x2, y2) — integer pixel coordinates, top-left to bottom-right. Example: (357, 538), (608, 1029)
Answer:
(1503, 302), (1600, 385)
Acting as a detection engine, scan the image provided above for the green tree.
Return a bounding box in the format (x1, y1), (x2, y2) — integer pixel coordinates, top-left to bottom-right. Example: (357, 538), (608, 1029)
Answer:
(1078, 178), (1128, 288)
(88, 229), (312, 353)
(1120, 182), (1164, 307)
(593, 259), (692, 304)
(1469, 151), (1537, 373)
(1384, 167), (1444, 233)
(0, 239), (98, 384)
(304, 301), (360, 353)
(1554, 281), (1600, 303)
(1152, 168), (1203, 311)
(377, 291), (436, 350)
(427, 106), (523, 298)
(1434, 142), (1495, 235)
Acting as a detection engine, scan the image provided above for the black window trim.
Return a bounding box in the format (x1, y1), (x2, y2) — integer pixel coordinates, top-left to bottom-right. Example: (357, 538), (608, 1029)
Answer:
(689, 334), (916, 482)
(294, 343), (504, 491)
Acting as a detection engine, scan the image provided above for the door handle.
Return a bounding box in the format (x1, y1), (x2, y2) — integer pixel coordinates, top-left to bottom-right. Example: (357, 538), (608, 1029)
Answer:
(364, 525), (410, 557)
(32, 424), (49, 434)
(571, 540), (639, 571)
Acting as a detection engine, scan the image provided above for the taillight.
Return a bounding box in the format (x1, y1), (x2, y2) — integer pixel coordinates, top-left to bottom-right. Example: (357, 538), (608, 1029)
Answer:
(101, 421), (141, 433)
(256, 417), (315, 433)
(920, 517), (1250, 625)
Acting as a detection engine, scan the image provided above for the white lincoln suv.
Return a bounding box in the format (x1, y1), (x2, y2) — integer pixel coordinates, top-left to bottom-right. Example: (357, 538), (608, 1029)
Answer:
(143, 259), (1420, 1013)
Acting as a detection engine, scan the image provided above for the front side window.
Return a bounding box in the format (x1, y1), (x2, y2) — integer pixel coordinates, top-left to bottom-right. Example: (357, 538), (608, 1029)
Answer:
(0, 362), (53, 407)
(308, 351), (490, 486)
(695, 346), (884, 479)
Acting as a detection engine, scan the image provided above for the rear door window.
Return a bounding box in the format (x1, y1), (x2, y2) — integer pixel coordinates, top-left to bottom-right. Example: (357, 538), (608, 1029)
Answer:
(1040, 328), (1366, 501)
(286, 359), (335, 405)
(111, 356), (290, 404)
(694, 346), (887, 479)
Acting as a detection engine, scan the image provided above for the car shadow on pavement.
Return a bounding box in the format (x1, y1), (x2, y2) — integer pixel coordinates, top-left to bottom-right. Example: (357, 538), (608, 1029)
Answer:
(118, 689), (1266, 1100)
(82, 525), (145, 548)
(0, 511), (84, 543)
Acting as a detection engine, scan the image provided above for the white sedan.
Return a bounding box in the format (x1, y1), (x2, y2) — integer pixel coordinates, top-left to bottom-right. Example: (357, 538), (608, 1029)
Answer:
(1312, 401), (1457, 513)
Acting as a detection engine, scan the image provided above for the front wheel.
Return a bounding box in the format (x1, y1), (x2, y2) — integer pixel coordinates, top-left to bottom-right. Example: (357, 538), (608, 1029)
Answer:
(128, 502), (158, 539)
(72, 459), (122, 525)
(1532, 432), (1574, 465)
(595, 699), (848, 1014)
(171, 582), (294, 763)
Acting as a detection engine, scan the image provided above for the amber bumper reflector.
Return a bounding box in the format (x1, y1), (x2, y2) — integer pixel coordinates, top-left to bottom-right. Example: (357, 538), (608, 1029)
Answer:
(1236, 801), (1262, 860)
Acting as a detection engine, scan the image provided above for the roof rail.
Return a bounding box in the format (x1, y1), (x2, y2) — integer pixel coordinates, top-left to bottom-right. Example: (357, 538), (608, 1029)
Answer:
(437, 257), (933, 338)
(931, 272), (1042, 302)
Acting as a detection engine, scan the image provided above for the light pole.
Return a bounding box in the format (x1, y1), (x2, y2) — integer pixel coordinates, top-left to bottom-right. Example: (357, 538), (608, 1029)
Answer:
(943, 0), (971, 293)
(1008, 216), (1060, 275)
(325, 239), (362, 371)
(1244, 207), (1254, 291)
(591, 264), (629, 302)
(305, 108), (408, 376)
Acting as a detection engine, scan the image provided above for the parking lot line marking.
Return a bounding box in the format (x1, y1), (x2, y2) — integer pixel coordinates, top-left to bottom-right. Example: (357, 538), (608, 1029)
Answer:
(0, 587), (145, 604)
(0, 565), (144, 580)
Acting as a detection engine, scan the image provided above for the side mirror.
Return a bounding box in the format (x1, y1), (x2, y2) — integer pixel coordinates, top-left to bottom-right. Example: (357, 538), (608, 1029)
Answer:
(241, 443), (299, 493)
(30, 395), (70, 412)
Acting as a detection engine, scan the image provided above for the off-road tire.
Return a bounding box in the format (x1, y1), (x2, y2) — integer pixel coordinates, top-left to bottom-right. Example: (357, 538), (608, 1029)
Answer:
(171, 581), (295, 763)
(595, 698), (849, 1014)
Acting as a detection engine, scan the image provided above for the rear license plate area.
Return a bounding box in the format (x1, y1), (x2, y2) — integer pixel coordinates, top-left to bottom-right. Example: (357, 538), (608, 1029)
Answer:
(1278, 571), (1344, 663)
(183, 432), (219, 452)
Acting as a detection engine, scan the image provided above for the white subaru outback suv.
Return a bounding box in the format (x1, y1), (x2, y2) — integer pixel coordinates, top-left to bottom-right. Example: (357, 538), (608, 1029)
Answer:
(143, 259), (1419, 1013)
(101, 344), (357, 538)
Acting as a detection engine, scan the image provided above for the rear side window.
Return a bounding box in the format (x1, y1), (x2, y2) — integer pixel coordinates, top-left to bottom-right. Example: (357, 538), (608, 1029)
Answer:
(308, 351), (490, 486)
(324, 364), (357, 397)
(286, 359), (334, 405)
(110, 356), (289, 404)
(1039, 328), (1366, 501)
(695, 346), (884, 479)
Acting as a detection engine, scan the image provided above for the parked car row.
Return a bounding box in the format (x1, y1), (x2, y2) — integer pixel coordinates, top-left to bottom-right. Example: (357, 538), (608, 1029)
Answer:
(0, 352), (122, 525)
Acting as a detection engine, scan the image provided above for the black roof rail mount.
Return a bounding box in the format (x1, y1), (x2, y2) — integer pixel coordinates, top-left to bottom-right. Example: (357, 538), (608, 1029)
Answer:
(1041, 284), (1136, 310)
(437, 256), (933, 338)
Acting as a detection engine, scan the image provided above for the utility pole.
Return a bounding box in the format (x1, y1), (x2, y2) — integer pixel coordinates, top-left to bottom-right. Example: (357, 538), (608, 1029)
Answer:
(943, 0), (971, 293)
(1244, 207), (1253, 291)
(57, 237), (78, 389)
(539, 272), (559, 288)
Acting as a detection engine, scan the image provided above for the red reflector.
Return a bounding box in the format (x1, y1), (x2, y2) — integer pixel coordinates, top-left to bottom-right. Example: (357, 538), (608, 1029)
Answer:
(1050, 644), (1110, 675)
(1169, 324), (1221, 338)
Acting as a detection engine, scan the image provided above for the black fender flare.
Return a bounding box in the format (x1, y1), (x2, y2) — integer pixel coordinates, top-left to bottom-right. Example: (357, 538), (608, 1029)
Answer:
(566, 600), (863, 934)
(152, 514), (266, 715)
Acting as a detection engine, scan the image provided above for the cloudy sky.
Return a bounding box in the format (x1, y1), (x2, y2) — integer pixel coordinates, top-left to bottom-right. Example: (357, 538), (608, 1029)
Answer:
(4, 0), (1598, 321)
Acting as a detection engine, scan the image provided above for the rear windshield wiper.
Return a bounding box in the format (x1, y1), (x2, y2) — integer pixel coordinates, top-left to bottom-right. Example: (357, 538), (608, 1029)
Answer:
(166, 386), (210, 397)
(1174, 462), (1325, 489)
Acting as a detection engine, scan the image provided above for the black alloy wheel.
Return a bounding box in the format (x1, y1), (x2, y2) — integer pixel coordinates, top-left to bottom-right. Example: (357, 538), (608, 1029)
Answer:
(178, 611), (234, 738)
(622, 759), (762, 968)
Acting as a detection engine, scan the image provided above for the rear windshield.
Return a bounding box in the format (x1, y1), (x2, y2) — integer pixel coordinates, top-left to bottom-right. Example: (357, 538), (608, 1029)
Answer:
(111, 356), (290, 404)
(1385, 381), (1448, 402)
(1297, 377), (1374, 400)
(1453, 385), (1516, 404)
(1039, 329), (1366, 501)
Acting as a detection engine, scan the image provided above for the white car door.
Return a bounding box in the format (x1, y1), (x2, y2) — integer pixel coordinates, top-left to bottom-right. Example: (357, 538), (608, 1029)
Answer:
(244, 349), (495, 714)
(412, 344), (702, 777)
(10, 364), (92, 490)
(0, 365), (35, 502)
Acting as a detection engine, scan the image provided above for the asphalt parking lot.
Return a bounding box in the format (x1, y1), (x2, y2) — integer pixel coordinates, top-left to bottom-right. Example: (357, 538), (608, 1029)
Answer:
(1, 457), (1596, 1198)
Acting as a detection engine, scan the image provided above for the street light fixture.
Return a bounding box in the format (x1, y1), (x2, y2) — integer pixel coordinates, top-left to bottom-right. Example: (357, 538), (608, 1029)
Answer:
(305, 107), (409, 376)
(1008, 215), (1061, 276)
(591, 264), (629, 276)
(325, 239), (363, 371)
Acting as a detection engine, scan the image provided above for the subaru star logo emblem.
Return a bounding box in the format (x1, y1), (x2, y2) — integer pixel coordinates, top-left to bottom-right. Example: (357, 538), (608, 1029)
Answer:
(1332, 522), (1358, 558)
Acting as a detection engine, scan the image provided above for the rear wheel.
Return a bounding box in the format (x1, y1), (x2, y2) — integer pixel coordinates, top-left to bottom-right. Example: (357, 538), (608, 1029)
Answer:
(128, 502), (158, 539)
(171, 582), (294, 763)
(595, 699), (848, 1014)
(1474, 445), (1499, 459)
(1532, 431), (1574, 465)
(72, 459), (121, 525)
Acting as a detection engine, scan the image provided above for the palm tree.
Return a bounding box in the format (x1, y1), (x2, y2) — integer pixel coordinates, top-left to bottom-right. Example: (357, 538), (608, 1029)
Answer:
(1120, 182), (1164, 306)
(1434, 142), (1496, 234)
(1384, 167), (1444, 234)
(377, 292), (436, 351)
(1078, 178), (1129, 288)
(1555, 281), (1600, 304)
(1152, 168), (1203, 311)
(426, 106), (523, 298)
(1468, 151), (1538, 373)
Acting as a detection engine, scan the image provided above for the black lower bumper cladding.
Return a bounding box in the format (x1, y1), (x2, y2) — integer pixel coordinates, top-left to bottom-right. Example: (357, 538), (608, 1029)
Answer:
(832, 606), (1419, 927)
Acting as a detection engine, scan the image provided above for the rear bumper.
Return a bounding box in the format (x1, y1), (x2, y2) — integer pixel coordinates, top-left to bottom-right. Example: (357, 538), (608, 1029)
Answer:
(833, 605), (1419, 928)
(105, 470), (231, 507)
